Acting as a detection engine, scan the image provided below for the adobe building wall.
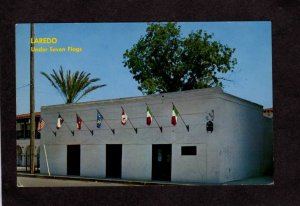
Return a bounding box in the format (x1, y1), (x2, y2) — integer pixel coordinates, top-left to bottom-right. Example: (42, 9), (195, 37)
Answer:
(39, 88), (272, 183)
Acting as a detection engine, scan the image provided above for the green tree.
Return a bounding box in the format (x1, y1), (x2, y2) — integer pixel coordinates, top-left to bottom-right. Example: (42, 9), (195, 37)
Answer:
(123, 23), (237, 94)
(41, 66), (106, 103)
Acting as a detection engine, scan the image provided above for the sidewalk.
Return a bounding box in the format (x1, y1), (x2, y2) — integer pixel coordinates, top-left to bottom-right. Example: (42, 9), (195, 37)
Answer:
(17, 173), (273, 186)
(224, 176), (274, 185)
(17, 173), (185, 186)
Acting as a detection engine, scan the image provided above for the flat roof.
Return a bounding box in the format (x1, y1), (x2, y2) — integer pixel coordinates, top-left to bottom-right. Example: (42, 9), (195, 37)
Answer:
(41, 87), (262, 111)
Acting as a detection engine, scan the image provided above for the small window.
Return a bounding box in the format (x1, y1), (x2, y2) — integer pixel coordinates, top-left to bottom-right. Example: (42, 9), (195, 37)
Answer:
(181, 146), (197, 155)
(16, 131), (23, 139)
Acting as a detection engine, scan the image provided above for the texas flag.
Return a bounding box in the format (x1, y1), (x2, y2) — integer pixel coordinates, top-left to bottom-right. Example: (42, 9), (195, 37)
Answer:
(146, 106), (153, 126)
(76, 114), (82, 130)
(121, 108), (128, 125)
(97, 111), (104, 128)
(56, 114), (64, 129)
(171, 105), (179, 126)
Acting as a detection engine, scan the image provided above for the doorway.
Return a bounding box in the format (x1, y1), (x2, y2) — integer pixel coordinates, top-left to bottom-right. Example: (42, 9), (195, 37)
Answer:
(106, 144), (122, 178)
(152, 144), (172, 181)
(67, 145), (80, 176)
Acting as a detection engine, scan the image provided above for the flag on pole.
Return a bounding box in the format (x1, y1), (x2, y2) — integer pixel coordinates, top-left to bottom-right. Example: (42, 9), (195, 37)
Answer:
(171, 104), (179, 126)
(76, 114), (82, 130)
(56, 114), (64, 129)
(97, 111), (104, 128)
(37, 117), (46, 133)
(121, 108), (128, 125)
(146, 106), (153, 126)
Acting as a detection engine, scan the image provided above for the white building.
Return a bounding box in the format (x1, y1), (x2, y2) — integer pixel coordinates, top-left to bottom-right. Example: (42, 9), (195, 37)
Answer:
(16, 112), (41, 170)
(40, 87), (272, 183)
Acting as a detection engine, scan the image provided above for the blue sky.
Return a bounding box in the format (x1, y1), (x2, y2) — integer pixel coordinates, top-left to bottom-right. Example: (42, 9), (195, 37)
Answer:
(16, 22), (272, 114)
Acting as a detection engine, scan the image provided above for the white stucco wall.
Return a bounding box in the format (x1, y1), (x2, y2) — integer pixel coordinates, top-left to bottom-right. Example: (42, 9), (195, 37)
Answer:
(81, 145), (106, 177)
(122, 145), (152, 180)
(39, 88), (272, 183)
(172, 144), (206, 183)
(215, 95), (268, 183)
(40, 144), (66, 175)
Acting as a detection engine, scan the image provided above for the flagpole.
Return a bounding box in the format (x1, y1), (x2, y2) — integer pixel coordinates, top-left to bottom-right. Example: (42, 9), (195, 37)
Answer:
(97, 110), (115, 134)
(121, 106), (137, 134)
(46, 125), (57, 136)
(41, 117), (56, 136)
(82, 121), (93, 135)
(103, 119), (115, 134)
(58, 113), (74, 136)
(172, 102), (189, 132)
(43, 144), (51, 176)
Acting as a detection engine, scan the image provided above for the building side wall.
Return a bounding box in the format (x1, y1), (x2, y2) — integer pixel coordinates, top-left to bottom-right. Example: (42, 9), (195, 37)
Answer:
(217, 98), (267, 183)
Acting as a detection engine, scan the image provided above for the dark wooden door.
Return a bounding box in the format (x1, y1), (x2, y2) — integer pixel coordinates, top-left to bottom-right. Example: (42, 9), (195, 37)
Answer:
(152, 144), (172, 181)
(106, 144), (122, 178)
(67, 145), (80, 176)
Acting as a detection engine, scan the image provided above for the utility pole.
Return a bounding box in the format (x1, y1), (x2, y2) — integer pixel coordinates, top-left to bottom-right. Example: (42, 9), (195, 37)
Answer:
(30, 23), (35, 174)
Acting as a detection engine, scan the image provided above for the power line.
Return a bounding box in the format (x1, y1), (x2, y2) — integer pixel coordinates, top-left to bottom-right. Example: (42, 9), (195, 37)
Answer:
(16, 83), (30, 89)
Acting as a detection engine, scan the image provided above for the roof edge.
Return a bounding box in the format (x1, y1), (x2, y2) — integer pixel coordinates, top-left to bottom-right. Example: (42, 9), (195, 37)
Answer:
(41, 87), (224, 110)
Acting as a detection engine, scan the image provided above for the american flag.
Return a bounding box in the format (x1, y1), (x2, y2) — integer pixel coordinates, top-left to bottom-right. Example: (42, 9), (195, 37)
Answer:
(37, 117), (46, 133)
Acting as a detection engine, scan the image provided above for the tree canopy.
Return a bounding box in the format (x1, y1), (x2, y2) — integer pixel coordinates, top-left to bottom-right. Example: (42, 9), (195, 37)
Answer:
(123, 23), (237, 95)
(41, 66), (106, 103)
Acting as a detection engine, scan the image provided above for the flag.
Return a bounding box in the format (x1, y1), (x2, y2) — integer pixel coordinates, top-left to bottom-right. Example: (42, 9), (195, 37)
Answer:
(146, 106), (153, 126)
(37, 117), (45, 133)
(121, 108), (128, 125)
(97, 111), (104, 128)
(76, 114), (82, 130)
(171, 104), (179, 126)
(56, 114), (64, 129)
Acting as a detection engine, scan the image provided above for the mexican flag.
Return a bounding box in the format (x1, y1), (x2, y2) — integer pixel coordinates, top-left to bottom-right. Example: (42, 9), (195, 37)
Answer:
(121, 108), (128, 125)
(171, 105), (179, 126)
(146, 106), (153, 126)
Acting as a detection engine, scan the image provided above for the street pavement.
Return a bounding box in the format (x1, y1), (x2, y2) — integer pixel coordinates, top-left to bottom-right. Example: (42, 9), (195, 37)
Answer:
(17, 174), (273, 187)
(17, 176), (140, 187)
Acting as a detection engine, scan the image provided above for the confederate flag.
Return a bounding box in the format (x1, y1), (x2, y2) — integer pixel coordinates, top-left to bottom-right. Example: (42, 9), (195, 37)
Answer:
(76, 114), (82, 130)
